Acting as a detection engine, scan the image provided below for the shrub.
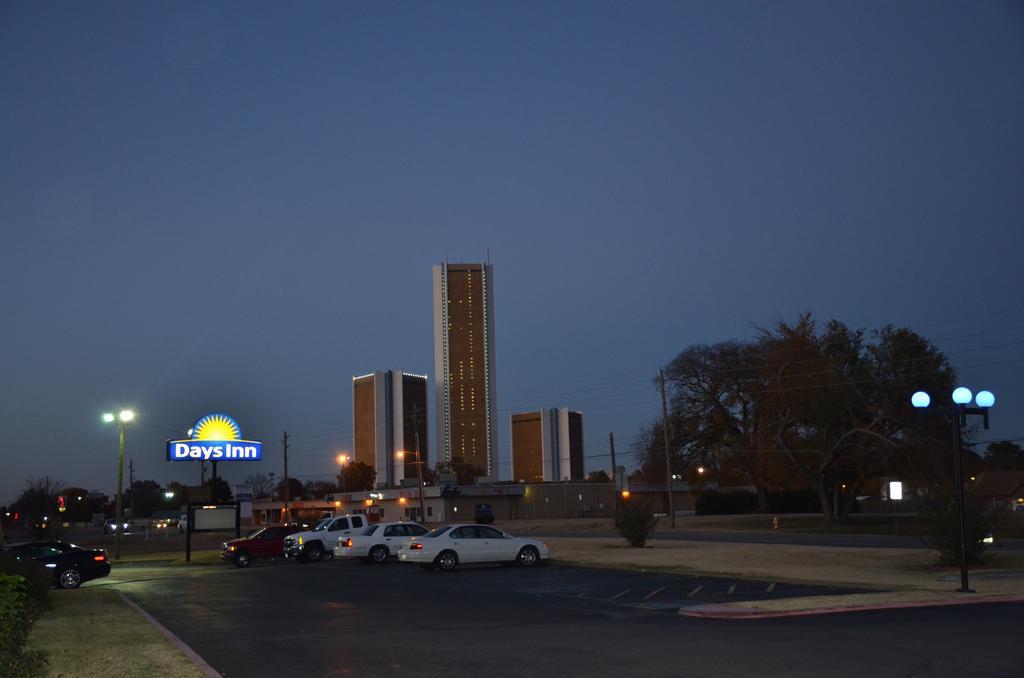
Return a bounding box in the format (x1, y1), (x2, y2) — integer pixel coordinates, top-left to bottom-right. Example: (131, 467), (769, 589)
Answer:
(695, 490), (759, 515)
(923, 489), (994, 566)
(0, 574), (46, 677)
(615, 498), (659, 547)
(0, 555), (50, 605)
(765, 489), (822, 513)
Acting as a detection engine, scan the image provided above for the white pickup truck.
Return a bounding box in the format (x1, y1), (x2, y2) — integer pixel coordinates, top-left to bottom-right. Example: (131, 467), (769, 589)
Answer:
(283, 514), (367, 563)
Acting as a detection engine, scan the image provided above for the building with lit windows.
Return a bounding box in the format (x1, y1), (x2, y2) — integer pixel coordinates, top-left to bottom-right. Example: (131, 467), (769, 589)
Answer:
(352, 371), (428, 488)
(433, 261), (497, 477)
(510, 408), (584, 482)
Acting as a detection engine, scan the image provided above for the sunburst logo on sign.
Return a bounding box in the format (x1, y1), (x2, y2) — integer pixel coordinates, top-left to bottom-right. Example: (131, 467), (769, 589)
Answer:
(167, 413), (262, 462)
(191, 413), (242, 441)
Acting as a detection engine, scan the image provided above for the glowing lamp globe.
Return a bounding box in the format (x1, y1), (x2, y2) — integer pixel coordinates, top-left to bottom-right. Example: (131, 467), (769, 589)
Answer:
(951, 387), (972, 405)
(911, 391), (931, 408)
(975, 390), (995, 408)
(102, 413), (116, 423)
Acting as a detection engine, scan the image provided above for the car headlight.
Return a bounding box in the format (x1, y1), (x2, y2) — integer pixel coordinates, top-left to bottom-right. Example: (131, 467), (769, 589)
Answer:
(298, 536), (303, 545)
(229, 545), (236, 551)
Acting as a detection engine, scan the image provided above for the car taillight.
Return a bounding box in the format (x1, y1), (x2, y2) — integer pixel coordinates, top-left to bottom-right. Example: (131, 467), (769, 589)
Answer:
(93, 554), (106, 562)
(342, 538), (352, 548)
(409, 543), (423, 550)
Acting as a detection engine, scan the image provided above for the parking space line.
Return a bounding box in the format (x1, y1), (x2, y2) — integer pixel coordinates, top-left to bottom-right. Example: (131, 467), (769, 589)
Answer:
(727, 584), (736, 595)
(687, 585), (703, 597)
(767, 583), (776, 592)
(609, 589), (632, 601)
(643, 587), (665, 601)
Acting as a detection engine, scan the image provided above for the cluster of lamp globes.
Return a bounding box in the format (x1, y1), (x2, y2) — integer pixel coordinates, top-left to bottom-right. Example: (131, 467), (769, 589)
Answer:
(102, 410), (135, 423)
(911, 388), (995, 409)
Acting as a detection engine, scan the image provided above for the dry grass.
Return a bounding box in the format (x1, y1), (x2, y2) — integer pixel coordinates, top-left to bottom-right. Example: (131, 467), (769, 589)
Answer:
(27, 587), (205, 678)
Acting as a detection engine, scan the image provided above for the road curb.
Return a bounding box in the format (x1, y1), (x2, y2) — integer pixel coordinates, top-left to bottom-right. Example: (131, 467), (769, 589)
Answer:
(115, 590), (221, 677)
(679, 594), (1024, 620)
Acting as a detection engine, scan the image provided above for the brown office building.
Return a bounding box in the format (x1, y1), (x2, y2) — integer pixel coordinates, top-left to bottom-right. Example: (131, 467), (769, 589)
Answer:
(352, 371), (428, 488)
(433, 262), (497, 477)
(511, 408), (584, 482)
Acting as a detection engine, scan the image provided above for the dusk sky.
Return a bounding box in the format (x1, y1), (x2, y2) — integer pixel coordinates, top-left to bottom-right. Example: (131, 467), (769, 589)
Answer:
(2, 1), (1022, 504)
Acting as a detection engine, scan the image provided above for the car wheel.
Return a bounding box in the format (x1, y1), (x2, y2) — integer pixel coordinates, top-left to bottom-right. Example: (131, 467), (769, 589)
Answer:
(306, 544), (323, 563)
(58, 568), (82, 589)
(517, 546), (540, 567)
(323, 550), (334, 561)
(233, 552), (252, 568)
(435, 550), (458, 572)
(369, 545), (389, 564)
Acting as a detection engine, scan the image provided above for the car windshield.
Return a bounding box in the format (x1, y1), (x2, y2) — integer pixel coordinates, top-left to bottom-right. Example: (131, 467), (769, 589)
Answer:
(247, 528), (267, 539)
(312, 518), (333, 531)
(423, 526), (452, 538)
(361, 525), (379, 536)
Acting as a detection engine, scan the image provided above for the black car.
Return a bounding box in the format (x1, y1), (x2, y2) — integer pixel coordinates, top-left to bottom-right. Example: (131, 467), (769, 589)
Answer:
(4, 541), (111, 589)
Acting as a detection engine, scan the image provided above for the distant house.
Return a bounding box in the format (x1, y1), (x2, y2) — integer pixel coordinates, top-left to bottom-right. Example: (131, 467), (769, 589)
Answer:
(972, 471), (1024, 512)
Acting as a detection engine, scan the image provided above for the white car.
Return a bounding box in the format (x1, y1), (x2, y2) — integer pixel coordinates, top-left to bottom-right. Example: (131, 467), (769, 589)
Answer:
(333, 521), (429, 563)
(398, 524), (550, 571)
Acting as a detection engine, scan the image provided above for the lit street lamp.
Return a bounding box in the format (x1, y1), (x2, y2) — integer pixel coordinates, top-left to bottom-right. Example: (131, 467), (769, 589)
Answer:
(102, 409), (135, 560)
(912, 386), (995, 593)
(337, 452), (350, 492)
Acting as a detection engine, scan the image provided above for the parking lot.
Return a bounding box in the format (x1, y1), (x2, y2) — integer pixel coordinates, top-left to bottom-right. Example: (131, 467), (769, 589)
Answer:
(96, 557), (1023, 677)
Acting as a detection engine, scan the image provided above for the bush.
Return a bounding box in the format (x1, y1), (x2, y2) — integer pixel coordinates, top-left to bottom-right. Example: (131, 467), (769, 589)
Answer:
(615, 499), (659, 547)
(0, 555), (50, 606)
(923, 489), (994, 566)
(695, 490), (759, 515)
(0, 574), (46, 677)
(765, 489), (822, 514)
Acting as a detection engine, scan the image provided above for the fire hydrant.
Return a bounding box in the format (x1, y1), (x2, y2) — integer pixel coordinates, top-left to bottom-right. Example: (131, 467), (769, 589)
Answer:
(771, 516), (779, 530)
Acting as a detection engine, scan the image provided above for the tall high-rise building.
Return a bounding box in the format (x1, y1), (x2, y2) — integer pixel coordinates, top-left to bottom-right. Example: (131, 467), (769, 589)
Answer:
(433, 261), (497, 476)
(510, 408), (584, 482)
(352, 371), (428, 488)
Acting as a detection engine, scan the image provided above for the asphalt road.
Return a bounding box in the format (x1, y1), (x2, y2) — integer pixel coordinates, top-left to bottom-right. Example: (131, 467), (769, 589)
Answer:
(104, 558), (1024, 677)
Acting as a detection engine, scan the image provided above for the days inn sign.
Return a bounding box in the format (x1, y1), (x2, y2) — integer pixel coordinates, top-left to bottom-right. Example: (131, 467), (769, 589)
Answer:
(166, 413), (262, 462)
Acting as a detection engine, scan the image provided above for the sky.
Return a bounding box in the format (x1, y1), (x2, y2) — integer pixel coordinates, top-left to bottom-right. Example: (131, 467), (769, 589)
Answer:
(1, 1), (1023, 504)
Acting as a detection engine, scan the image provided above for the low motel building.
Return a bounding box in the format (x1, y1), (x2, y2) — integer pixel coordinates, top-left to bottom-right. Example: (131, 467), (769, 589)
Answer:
(251, 481), (715, 525)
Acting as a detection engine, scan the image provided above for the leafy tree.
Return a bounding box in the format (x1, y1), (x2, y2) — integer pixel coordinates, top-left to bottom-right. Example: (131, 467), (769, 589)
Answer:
(126, 480), (162, 517)
(11, 477), (63, 536)
(338, 462), (376, 492)
(275, 477), (305, 501)
(635, 313), (956, 524)
(245, 473), (274, 500)
(982, 441), (1024, 471)
(435, 457), (485, 486)
(205, 477), (233, 503)
(304, 480), (338, 499)
(586, 470), (611, 483)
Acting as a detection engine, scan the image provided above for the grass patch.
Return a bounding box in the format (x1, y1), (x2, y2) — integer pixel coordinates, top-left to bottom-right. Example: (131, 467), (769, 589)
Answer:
(27, 588), (205, 678)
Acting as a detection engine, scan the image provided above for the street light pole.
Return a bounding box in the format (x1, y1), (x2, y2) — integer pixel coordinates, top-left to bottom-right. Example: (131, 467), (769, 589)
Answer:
(951, 403), (970, 593)
(912, 387), (994, 594)
(115, 422), (126, 560)
(104, 409), (134, 561)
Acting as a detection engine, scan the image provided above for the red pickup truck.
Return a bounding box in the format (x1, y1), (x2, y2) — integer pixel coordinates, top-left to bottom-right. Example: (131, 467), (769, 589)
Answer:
(221, 525), (302, 567)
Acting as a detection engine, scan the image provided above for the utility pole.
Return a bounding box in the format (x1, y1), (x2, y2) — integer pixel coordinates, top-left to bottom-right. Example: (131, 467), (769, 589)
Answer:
(609, 432), (617, 485)
(128, 459), (135, 520)
(659, 369), (675, 528)
(412, 403), (427, 524)
(282, 430), (290, 522)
